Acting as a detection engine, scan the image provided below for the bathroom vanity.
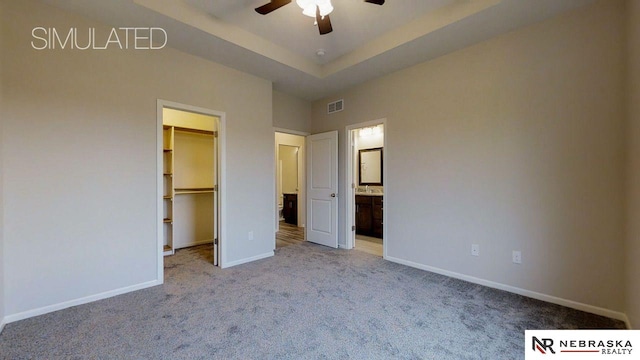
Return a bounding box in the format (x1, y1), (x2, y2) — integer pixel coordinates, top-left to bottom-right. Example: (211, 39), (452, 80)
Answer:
(283, 193), (298, 225)
(355, 194), (383, 238)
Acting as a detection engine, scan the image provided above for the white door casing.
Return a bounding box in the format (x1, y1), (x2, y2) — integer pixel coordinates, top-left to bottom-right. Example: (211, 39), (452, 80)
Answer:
(157, 99), (225, 273)
(213, 127), (219, 266)
(306, 131), (338, 248)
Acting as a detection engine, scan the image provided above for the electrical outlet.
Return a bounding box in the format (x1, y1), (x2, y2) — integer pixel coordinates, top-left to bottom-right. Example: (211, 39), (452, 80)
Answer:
(471, 244), (480, 257)
(248, 231), (254, 240)
(512, 250), (522, 264)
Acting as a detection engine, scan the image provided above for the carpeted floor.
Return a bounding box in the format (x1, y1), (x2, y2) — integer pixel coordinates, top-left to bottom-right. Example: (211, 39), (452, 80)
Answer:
(0, 242), (625, 359)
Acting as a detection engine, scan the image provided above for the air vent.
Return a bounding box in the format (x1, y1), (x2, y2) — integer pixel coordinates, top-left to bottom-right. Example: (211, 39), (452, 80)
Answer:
(327, 99), (344, 114)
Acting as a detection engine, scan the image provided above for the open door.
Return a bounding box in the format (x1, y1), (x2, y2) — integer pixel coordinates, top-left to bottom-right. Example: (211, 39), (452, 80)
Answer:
(306, 131), (338, 248)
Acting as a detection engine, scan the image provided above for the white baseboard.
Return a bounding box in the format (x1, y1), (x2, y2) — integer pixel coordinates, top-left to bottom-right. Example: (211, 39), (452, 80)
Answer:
(174, 238), (213, 250)
(4, 279), (162, 324)
(385, 256), (629, 325)
(0, 318), (5, 334)
(221, 251), (273, 269)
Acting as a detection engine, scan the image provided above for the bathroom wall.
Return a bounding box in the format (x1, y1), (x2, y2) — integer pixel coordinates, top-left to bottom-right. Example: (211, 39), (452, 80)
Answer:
(355, 125), (384, 193)
(274, 132), (306, 229)
(279, 145), (299, 195)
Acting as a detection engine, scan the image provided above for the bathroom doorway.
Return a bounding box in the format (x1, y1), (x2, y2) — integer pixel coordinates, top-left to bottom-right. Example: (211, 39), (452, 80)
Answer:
(346, 120), (386, 257)
(274, 131), (306, 249)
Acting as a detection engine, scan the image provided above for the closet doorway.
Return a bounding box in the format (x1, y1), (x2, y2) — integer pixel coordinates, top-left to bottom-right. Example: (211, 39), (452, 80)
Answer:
(346, 120), (387, 258)
(275, 130), (306, 249)
(157, 100), (225, 275)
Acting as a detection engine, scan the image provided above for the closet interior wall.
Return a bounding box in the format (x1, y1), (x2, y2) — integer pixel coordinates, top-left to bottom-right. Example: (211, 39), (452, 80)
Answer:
(163, 108), (217, 255)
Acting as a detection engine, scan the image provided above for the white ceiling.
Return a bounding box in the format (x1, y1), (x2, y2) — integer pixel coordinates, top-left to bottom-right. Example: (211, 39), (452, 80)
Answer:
(42, 0), (596, 100)
(185, 0), (457, 64)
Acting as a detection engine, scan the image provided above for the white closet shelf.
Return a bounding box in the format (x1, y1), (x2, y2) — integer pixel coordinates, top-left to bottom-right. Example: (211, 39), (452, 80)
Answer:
(174, 127), (215, 136)
(174, 187), (215, 195)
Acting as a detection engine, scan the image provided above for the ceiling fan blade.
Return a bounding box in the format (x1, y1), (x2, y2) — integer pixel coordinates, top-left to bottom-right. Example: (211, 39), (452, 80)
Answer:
(364, 0), (385, 5)
(316, 6), (333, 35)
(255, 0), (292, 15)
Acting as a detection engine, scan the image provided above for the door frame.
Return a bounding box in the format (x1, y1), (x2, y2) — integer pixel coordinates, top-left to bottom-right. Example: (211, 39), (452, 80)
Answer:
(274, 128), (308, 237)
(345, 119), (387, 256)
(156, 99), (227, 280)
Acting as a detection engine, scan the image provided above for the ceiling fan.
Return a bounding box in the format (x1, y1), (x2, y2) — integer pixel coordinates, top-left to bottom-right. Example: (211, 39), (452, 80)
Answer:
(255, 0), (385, 35)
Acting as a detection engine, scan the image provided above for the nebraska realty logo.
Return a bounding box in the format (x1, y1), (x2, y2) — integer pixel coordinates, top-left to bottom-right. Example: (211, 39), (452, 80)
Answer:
(525, 330), (640, 359)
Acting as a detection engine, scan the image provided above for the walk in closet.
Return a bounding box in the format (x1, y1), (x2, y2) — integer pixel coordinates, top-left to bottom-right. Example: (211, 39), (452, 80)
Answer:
(162, 108), (218, 258)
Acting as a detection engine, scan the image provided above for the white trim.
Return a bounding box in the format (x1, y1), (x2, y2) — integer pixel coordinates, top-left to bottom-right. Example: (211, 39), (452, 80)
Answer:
(385, 256), (629, 324)
(157, 100), (227, 269)
(4, 280), (161, 324)
(344, 127), (355, 250)
(274, 129), (307, 247)
(0, 318), (5, 334)
(218, 111), (227, 267)
(174, 238), (215, 250)
(345, 119), (387, 253)
(623, 316), (633, 330)
(273, 127), (310, 136)
(221, 251), (274, 269)
(156, 101), (165, 284)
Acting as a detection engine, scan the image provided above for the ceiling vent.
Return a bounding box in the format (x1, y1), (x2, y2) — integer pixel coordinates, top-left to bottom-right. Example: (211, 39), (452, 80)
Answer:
(327, 99), (344, 114)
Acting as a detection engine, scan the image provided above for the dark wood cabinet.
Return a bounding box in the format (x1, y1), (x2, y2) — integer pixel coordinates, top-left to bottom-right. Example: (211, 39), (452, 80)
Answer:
(283, 193), (297, 225)
(356, 195), (383, 238)
(372, 196), (383, 238)
(356, 195), (372, 235)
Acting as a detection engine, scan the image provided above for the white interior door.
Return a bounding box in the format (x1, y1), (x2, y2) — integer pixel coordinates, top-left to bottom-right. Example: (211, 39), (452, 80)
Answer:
(306, 131), (338, 248)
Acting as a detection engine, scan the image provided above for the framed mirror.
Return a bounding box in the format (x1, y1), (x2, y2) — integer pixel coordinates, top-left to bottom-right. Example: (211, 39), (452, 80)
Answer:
(359, 147), (383, 185)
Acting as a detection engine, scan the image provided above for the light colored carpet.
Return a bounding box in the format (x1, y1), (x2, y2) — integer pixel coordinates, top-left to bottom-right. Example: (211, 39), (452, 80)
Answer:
(0, 243), (625, 359)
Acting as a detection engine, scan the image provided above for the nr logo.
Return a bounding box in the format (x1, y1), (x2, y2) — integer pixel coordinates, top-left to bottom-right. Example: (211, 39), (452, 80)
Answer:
(533, 337), (556, 354)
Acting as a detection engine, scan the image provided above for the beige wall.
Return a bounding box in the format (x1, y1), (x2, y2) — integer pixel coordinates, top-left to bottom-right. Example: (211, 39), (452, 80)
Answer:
(1, 0), (274, 319)
(356, 127), (384, 150)
(626, 0), (640, 329)
(163, 108), (217, 132)
(279, 145), (298, 194)
(273, 90), (311, 133)
(172, 129), (216, 249)
(355, 126), (384, 190)
(312, 0), (627, 314)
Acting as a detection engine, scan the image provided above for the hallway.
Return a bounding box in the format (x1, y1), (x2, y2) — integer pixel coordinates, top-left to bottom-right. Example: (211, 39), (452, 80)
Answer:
(276, 221), (304, 248)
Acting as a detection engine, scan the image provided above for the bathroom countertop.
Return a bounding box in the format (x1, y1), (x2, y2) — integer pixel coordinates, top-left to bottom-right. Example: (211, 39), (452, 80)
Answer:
(355, 192), (384, 196)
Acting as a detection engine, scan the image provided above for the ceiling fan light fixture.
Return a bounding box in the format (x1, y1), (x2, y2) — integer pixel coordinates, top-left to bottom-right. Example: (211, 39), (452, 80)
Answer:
(317, 0), (334, 16)
(296, 0), (333, 18)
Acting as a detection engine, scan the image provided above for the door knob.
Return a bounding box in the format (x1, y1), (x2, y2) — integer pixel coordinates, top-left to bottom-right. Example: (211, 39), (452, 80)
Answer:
(331, 193), (336, 197)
